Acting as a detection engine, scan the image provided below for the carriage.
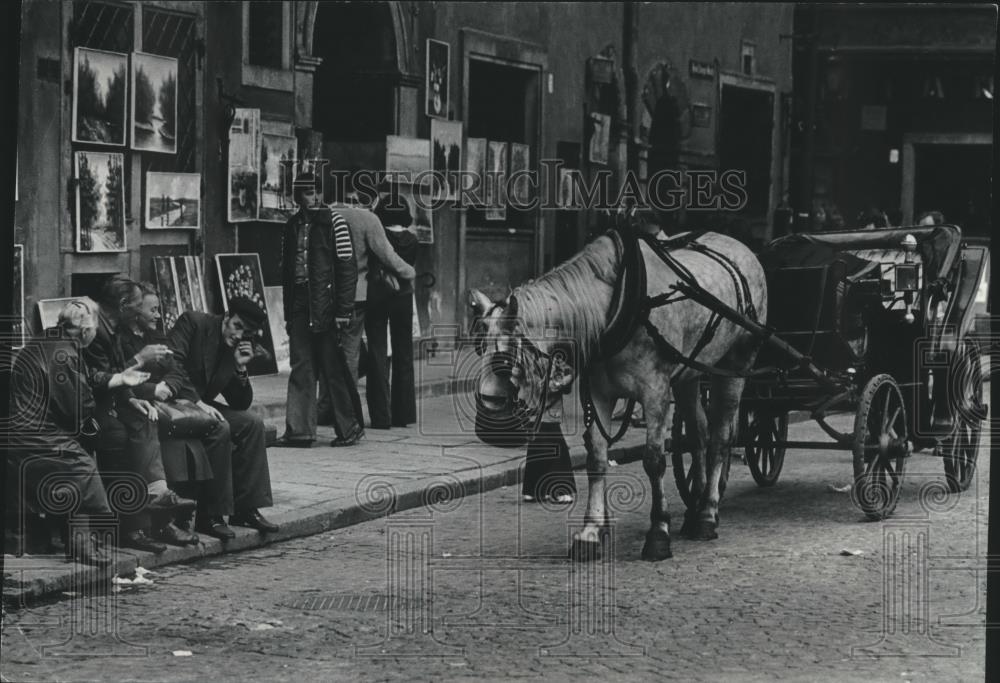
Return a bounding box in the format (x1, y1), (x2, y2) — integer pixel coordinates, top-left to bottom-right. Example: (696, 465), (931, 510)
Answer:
(670, 224), (990, 520)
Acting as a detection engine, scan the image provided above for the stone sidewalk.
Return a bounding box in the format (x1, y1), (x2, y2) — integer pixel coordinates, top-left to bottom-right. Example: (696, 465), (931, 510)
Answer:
(2, 349), (647, 603)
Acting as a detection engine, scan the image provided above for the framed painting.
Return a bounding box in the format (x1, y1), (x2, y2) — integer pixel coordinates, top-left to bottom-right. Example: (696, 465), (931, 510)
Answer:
(72, 47), (128, 146)
(485, 141), (508, 220)
(263, 285), (290, 374)
(259, 133), (297, 223)
(75, 151), (126, 253)
(425, 39), (450, 119)
(431, 119), (463, 202)
(465, 137), (487, 205)
(215, 253), (279, 376)
(145, 172), (200, 230)
(153, 256), (182, 332)
(131, 52), (178, 154)
(509, 143), (531, 207)
(228, 166), (260, 223)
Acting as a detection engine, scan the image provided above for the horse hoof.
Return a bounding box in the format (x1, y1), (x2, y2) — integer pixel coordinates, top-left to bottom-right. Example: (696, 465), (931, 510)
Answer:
(569, 539), (602, 562)
(695, 520), (718, 541)
(641, 529), (673, 561)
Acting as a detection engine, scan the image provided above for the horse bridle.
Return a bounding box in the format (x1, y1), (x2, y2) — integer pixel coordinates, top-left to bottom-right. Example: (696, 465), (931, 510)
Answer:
(473, 301), (557, 440)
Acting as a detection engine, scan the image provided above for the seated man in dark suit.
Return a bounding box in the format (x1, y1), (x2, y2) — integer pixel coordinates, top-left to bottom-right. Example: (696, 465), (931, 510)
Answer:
(163, 296), (278, 537)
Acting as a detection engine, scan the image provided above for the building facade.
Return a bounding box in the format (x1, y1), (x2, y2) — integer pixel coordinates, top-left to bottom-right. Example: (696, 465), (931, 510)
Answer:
(15, 1), (793, 340)
(791, 3), (995, 235)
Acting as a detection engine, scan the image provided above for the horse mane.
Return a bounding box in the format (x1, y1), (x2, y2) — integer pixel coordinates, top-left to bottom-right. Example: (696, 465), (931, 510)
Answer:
(511, 234), (619, 365)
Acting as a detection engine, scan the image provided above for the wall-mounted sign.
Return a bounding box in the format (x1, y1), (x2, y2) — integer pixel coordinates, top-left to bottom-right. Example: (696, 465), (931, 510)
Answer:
(689, 59), (716, 80)
(691, 103), (712, 128)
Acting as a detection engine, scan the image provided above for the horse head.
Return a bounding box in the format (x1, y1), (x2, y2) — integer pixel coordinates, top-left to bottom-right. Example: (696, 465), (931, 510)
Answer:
(468, 289), (577, 435)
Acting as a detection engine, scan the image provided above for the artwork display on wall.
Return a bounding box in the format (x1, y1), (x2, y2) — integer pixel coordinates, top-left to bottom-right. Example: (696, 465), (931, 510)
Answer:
(430, 119), (463, 202)
(588, 112), (611, 165)
(485, 141), (508, 221)
(465, 137), (487, 204)
(215, 253), (279, 376)
(228, 166), (260, 223)
(425, 39), (450, 119)
(131, 52), (178, 154)
(263, 285), (290, 374)
(36, 296), (98, 332)
(229, 108), (261, 170)
(386, 135), (431, 187)
(75, 151), (126, 253)
(145, 172), (200, 229)
(153, 256), (182, 332)
(509, 143), (531, 206)
(13, 244), (24, 347)
(259, 133), (297, 223)
(72, 47), (128, 146)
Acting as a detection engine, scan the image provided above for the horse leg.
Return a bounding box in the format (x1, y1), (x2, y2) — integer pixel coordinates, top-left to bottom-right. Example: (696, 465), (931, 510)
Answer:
(570, 391), (612, 562)
(695, 374), (746, 540)
(640, 394), (673, 561)
(673, 379), (708, 539)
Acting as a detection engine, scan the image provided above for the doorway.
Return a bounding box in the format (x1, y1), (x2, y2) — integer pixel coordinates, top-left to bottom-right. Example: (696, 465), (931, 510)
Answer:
(719, 84), (774, 219)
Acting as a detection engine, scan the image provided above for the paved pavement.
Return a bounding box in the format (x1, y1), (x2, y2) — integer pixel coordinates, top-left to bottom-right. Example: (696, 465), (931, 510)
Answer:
(2, 347), (647, 603)
(0, 416), (988, 681)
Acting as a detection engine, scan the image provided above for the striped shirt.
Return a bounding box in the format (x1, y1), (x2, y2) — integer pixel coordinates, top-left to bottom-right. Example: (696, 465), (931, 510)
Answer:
(331, 211), (354, 261)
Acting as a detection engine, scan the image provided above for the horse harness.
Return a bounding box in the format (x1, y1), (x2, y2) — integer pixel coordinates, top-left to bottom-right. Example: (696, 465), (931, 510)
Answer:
(583, 226), (762, 445)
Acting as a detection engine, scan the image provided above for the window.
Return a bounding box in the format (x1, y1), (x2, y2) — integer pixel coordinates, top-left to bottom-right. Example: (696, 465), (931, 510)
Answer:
(242, 1), (292, 90)
(248, 1), (283, 69)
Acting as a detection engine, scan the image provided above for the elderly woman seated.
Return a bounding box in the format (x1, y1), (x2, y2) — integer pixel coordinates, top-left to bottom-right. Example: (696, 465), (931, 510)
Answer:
(6, 300), (149, 566)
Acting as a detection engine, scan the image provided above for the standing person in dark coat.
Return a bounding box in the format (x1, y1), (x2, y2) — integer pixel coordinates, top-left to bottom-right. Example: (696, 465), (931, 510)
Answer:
(519, 353), (577, 504)
(320, 202), (415, 433)
(163, 297), (278, 536)
(366, 198), (419, 428)
(9, 301), (149, 566)
(84, 276), (196, 554)
(279, 177), (364, 447)
(118, 283), (233, 544)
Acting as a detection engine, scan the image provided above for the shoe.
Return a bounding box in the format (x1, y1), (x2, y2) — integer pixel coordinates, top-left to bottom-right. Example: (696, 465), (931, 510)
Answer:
(196, 517), (236, 541)
(274, 435), (315, 448)
(147, 490), (197, 514)
(229, 509), (279, 533)
(550, 494), (575, 504)
(330, 425), (365, 447)
(121, 530), (168, 554)
(70, 537), (113, 568)
(155, 522), (200, 547)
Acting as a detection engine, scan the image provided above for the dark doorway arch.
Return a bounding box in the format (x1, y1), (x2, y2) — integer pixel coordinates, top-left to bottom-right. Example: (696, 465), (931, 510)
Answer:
(312, 2), (399, 142)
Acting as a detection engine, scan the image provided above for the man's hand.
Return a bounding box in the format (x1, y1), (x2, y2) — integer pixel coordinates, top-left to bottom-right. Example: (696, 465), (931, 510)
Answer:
(153, 381), (172, 401)
(110, 367), (151, 388)
(234, 341), (254, 367)
(133, 344), (172, 367)
(129, 398), (158, 422)
(196, 401), (225, 423)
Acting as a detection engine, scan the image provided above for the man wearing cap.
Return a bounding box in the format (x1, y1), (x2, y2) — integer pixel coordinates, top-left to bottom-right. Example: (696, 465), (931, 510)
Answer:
(163, 297), (278, 538)
(279, 175), (365, 448)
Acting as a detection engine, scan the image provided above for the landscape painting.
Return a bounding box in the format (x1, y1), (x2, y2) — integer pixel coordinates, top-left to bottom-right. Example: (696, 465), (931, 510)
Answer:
(131, 52), (178, 154)
(145, 172), (200, 229)
(215, 253), (279, 376)
(72, 47), (127, 146)
(229, 166), (259, 223)
(431, 119), (462, 202)
(75, 151), (126, 253)
(509, 143), (531, 206)
(465, 137), (487, 205)
(485, 141), (508, 220)
(259, 133), (297, 223)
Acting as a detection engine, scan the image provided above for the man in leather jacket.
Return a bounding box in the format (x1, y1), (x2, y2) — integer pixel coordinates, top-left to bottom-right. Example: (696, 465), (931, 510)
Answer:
(278, 176), (364, 447)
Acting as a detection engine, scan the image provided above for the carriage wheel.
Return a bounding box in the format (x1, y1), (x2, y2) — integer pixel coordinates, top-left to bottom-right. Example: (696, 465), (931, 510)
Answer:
(942, 342), (985, 493)
(852, 374), (909, 520)
(670, 408), (731, 508)
(742, 409), (788, 487)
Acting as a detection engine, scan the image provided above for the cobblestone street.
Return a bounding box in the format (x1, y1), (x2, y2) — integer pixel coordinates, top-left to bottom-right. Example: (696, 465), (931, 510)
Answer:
(1, 417), (988, 682)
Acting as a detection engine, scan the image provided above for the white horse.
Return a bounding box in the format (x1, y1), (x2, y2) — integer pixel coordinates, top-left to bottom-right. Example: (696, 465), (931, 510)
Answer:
(470, 227), (767, 561)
